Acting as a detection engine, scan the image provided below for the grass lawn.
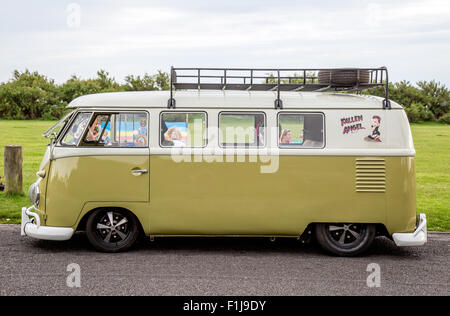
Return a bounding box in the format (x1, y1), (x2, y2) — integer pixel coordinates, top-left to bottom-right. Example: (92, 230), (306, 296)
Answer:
(412, 122), (449, 231)
(0, 120), (54, 223)
(0, 120), (448, 231)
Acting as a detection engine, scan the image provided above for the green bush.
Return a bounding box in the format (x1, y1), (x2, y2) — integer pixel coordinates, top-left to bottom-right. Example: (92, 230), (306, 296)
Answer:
(405, 103), (435, 123)
(0, 71), (63, 120)
(124, 71), (170, 91)
(438, 113), (450, 124)
(365, 80), (449, 122)
(417, 81), (449, 119)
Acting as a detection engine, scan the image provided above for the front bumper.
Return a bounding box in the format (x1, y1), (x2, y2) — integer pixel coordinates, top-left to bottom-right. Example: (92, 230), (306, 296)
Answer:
(392, 214), (427, 247)
(21, 206), (74, 241)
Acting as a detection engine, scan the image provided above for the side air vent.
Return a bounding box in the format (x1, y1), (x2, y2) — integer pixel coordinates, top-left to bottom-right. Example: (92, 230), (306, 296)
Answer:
(356, 159), (386, 193)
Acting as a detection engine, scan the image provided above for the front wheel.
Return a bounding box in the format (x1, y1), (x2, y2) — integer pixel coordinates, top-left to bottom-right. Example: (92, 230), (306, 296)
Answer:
(86, 208), (139, 253)
(315, 223), (376, 257)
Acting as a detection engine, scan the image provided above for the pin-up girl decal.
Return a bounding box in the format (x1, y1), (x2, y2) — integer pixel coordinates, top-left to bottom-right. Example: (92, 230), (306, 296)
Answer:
(364, 116), (382, 142)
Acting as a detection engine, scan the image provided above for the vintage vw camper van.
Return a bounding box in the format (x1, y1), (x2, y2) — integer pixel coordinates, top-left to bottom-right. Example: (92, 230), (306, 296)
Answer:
(21, 67), (427, 256)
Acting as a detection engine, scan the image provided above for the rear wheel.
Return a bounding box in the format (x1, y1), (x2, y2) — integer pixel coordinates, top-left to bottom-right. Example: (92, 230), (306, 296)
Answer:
(86, 208), (139, 253)
(315, 223), (376, 257)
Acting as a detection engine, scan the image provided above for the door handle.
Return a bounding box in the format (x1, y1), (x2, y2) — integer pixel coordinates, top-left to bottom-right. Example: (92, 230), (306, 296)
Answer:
(131, 169), (149, 176)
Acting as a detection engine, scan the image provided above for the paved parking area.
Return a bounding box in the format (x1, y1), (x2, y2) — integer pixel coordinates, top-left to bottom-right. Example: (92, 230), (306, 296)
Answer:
(0, 224), (448, 296)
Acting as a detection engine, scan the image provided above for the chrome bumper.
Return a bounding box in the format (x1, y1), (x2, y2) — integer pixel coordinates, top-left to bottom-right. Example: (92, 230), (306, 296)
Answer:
(21, 206), (74, 241)
(393, 214), (427, 247)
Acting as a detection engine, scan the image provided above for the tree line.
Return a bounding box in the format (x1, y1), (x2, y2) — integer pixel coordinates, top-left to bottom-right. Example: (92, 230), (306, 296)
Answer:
(0, 70), (448, 123)
(364, 81), (449, 124)
(0, 70), (169, 120)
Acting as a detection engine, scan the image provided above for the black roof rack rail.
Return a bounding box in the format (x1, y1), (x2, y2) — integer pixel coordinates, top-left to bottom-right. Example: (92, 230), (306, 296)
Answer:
(167, 67), (391, 110)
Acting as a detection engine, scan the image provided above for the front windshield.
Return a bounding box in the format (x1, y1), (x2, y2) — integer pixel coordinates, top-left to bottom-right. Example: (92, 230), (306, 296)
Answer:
(43, 111), (75, 138)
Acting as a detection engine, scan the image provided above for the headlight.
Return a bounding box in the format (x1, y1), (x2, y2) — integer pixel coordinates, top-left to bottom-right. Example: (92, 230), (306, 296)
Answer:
(28, 181), (41, 206)
(36, 170), (46, 178)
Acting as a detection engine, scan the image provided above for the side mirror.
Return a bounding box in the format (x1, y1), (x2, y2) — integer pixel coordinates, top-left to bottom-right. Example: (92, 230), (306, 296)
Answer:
(50, 132), (57, 144)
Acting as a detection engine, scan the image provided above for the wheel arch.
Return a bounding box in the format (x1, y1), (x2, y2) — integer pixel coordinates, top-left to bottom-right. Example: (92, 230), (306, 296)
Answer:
(76, 206), (145, 236)
(308, 222), (390, 238)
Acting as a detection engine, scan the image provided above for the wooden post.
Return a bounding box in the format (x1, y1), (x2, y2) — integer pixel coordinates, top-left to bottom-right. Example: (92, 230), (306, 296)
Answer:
(4, 145), (23, 195)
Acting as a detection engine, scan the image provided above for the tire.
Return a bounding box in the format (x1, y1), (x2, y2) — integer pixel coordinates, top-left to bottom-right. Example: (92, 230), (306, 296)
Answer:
(315, 223), (376, 257)
(318, 70), (370, 86)
(86, 208), (139, 253)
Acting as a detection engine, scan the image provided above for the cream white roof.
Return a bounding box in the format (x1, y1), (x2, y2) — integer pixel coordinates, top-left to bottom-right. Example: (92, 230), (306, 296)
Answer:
(68, 91), (402, 110)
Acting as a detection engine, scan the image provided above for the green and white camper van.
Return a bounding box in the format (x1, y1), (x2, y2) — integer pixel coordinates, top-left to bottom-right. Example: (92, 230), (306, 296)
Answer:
(21, 67), (427, 256)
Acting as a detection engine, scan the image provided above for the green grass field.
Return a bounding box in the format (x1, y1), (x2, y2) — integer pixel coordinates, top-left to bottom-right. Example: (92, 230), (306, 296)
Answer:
(0, 120), (448, 231)
(412, 122), (449, 231)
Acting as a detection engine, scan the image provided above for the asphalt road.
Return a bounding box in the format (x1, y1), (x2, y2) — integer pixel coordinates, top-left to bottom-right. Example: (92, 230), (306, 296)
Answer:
(0, 224), (448, 296)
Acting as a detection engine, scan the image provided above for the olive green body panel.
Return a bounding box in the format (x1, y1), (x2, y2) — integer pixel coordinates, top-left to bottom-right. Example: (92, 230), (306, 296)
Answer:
(42, 155), (416, 237)
(386, 157), (417, 233)
(45, 156), (149, 228)
(148, 156), (416, 236)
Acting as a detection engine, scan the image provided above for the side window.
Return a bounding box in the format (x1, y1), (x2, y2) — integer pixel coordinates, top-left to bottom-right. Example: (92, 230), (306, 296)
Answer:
(219, 113), (265, 148)
(279, 113), (324, 148)
(115, 113), (149, 148)
(160, 112), (207, 148)
(84, 114), (110, 144)
(73, 112), (148, 148)
(61, 112), (92, 146)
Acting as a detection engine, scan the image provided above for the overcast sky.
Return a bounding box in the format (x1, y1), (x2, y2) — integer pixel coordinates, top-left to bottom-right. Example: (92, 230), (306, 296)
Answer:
(1, 0), (450, 86)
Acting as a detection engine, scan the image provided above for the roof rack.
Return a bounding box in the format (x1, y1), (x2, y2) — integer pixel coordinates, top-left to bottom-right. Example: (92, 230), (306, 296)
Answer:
(167, 67), (391, 110)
